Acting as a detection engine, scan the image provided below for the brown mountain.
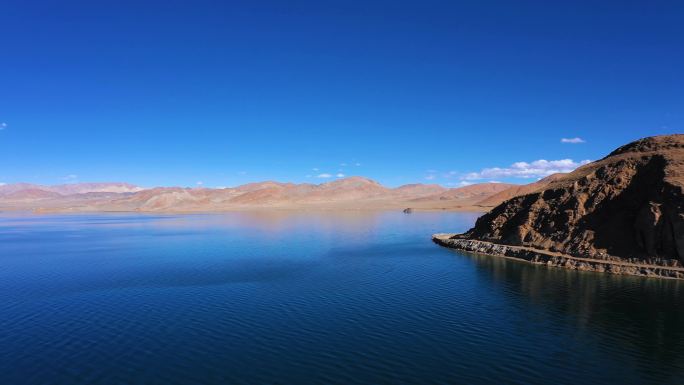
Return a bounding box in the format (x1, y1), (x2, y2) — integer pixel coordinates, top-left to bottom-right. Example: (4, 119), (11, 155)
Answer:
(47, 183), (144, 195)
(391, 184), (447, 198)
(0, 177), (523, 212)
(410, 182), (516, 207)
(454, 134), (684, 265)
(476, 173), (566, 207)
(234, 181), (297, 193)
(0, 182), (143, 196)
(1, 189), (63, 200)
(427, 182), (517, 200)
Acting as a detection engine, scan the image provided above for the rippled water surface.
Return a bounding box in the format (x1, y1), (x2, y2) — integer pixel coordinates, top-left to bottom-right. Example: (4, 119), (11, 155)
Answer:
(1, 212), (683, 384)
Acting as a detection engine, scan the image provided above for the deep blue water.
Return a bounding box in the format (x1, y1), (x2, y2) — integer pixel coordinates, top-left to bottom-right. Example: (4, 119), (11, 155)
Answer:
(1, 212), (683, 385)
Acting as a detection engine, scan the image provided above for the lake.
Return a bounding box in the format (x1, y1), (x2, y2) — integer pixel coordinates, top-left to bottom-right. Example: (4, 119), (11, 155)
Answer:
(1, 212), (683, 384)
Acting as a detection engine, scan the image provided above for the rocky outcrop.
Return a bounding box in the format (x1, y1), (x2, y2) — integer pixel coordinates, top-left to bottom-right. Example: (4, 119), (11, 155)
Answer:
(436, 135), (684, 277)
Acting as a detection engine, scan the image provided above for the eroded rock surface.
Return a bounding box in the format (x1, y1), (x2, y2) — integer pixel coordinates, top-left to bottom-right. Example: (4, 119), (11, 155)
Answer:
(462, 135), (684, 265)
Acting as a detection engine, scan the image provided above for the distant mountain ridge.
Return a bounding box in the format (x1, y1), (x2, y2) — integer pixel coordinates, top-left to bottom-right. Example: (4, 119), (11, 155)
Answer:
(0, 177), (531, 212)
(0, 182), (143, 196)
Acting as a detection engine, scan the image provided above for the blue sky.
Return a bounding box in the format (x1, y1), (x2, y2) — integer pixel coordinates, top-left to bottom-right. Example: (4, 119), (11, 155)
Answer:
(1, 1), (682, 188)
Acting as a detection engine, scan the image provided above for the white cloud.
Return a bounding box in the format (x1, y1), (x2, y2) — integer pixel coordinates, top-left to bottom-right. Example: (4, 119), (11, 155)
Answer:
(312, 168), (319, 171)
(424, 169), (440, 180)
(62, 174), (78, 181)
(215, 186), (227, 189)
(488, 180), (502, 183)
(336, 173), (345, 178)
(317, 173), (333, 178)
(561, 137), (586, 144)
(0, 182), (6, 186)
(0, 122), (7, 130)
(463, 159), (591, 180)
(354, 162), (361, 166)
(196, 181), (203, 186)
(457, 181), (473, 187)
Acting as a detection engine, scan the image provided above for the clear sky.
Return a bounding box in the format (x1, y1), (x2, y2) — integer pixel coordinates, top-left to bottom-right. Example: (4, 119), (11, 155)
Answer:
(1, 1), (682, 188)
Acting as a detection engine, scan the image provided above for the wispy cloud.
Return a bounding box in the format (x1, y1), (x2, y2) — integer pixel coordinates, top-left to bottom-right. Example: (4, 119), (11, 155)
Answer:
(62, 174), (78, 182)
(237, 171), (247, 175)
(196, 181), (204, 186)
(424, 169), (440, 181)
(561, 137), (586, 144)
(317, 173), (333, 178)
(312, 168), (319, 171)
(0, 122), (7, 130)
(447, 181), (474, 187)
(354, 162), (361, 166)
(0, 182), (6, 186)
(462, 159), (590, 180)
(336, 173), (345, 178)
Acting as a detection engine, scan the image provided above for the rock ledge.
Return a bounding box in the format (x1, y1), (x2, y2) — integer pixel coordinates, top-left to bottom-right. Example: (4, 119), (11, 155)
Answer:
(433, 233), (684, 280)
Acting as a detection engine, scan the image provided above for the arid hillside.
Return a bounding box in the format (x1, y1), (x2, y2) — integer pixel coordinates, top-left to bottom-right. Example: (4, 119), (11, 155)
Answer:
(462, 134), (684, 264)
(0, 177), (524, 212)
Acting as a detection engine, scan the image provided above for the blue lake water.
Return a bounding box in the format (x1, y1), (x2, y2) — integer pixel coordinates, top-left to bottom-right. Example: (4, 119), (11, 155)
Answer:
(1, 212), (683, 384)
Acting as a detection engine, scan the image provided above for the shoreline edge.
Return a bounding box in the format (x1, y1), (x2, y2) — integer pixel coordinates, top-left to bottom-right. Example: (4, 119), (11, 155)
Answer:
(432, 234), (684, 280)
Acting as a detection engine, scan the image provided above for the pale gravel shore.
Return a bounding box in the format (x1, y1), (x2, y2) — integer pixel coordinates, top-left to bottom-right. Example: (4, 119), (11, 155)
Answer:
(433, 234), (684, 280)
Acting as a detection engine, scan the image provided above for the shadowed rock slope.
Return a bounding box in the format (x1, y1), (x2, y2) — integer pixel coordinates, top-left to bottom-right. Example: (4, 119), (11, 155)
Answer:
(460, 134), (684, 265)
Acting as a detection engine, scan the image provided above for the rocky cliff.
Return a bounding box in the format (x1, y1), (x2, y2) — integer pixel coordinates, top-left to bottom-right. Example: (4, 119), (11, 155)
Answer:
(461, 135), (684, 265)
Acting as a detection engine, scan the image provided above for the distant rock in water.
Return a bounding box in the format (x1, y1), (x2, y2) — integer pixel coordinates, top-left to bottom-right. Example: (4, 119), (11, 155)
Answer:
(403, 208), (413, 214)
(461, 134), (684, 265)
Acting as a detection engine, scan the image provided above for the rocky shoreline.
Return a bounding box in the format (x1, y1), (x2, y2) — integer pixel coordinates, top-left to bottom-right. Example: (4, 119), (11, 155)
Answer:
(432, 234), (684, 280)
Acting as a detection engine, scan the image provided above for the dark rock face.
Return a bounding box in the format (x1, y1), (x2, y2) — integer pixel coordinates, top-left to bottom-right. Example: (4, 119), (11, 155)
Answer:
(464, 135), (684, 265)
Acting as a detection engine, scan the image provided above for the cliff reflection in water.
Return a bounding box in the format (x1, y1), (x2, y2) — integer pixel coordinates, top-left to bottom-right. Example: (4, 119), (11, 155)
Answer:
(460, 250), (684, 373)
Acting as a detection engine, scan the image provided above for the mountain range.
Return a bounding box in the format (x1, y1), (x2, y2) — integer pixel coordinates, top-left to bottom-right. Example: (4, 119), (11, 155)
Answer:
(0, 177), (561, 213)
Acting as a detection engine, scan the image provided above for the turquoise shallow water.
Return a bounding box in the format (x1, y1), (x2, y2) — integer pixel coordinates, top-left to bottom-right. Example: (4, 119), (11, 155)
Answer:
(0, 211), (683, 384)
